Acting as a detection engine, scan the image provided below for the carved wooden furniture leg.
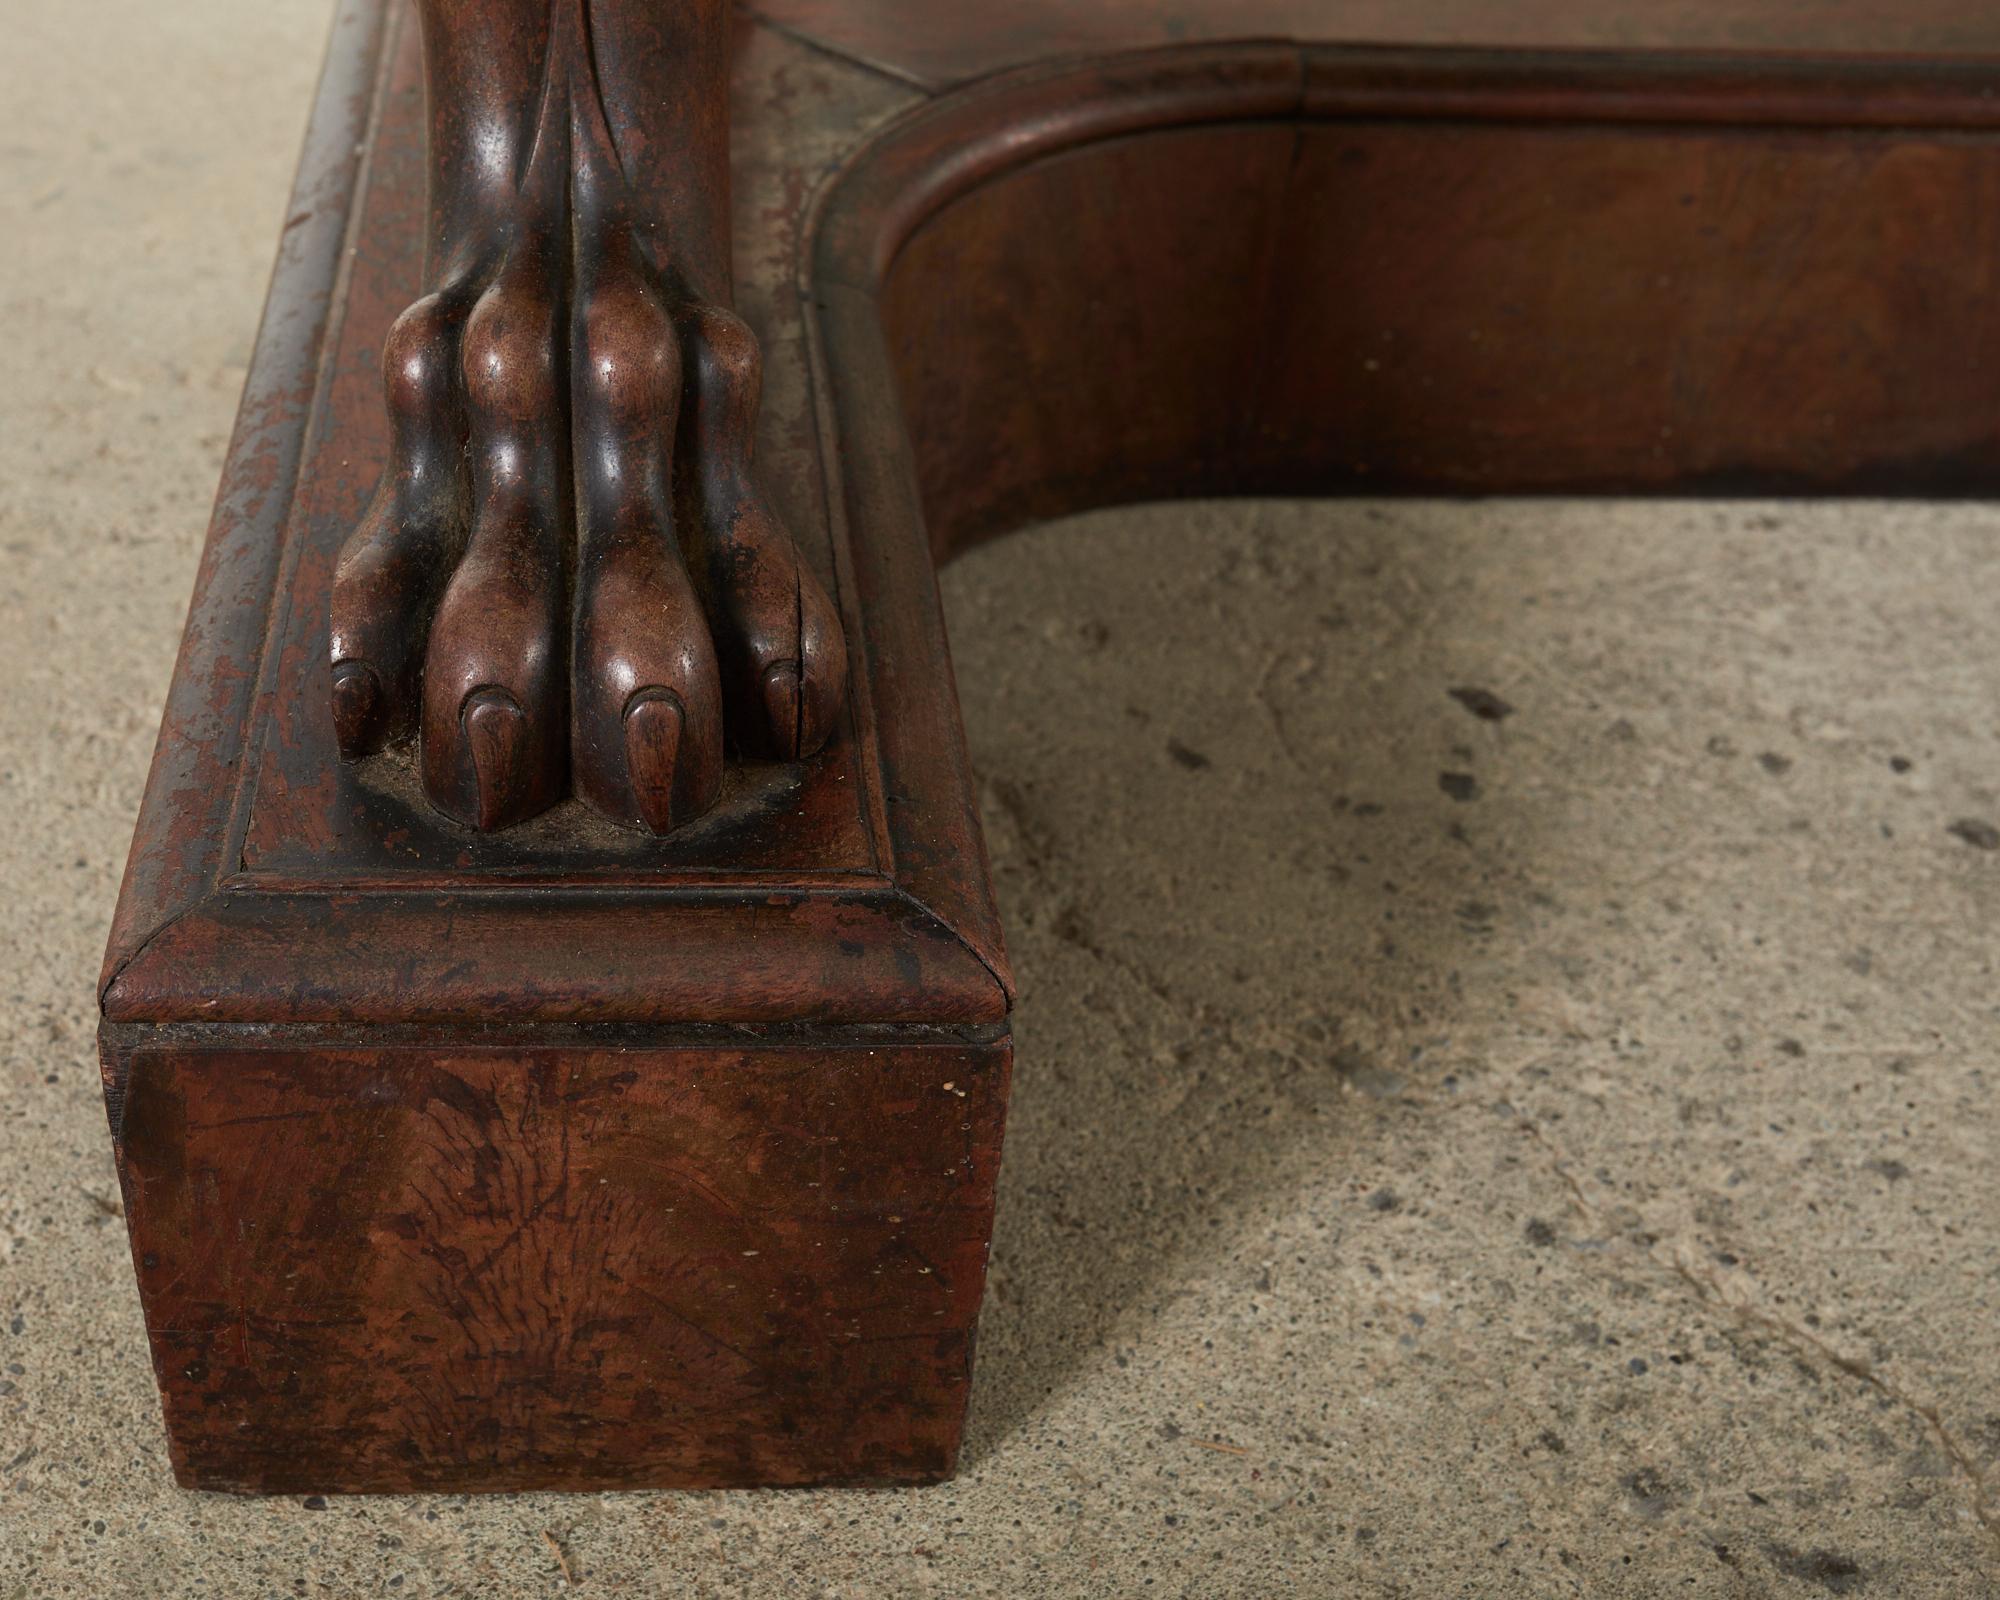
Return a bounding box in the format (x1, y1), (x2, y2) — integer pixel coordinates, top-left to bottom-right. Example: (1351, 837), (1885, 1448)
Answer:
(330, 0), (843, 832)
(99, 0), (1008, 1495)
(102, 0), (2000, 1494)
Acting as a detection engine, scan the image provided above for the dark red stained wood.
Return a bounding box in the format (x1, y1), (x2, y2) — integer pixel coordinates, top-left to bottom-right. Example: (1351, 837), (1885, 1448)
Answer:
(101, 0), (1003, 1494)
(105, 0), (2000, 1496)
(99, 3), (1009, 1032)
(101, 0), (396, 1006)
(810, 45), (2000, 560)
(242, 7), (872, 875)
(111, 1030), (1009, 1493)
(751, 0), (2000, 89)
(269, 7), (849, 854)
(329, 0), (854, 834)
(1254, 107), (2000, 495)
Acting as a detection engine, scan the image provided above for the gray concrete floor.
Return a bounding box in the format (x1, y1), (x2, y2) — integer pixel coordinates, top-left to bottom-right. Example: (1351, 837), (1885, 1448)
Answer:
(6, 2), (2000, 1596)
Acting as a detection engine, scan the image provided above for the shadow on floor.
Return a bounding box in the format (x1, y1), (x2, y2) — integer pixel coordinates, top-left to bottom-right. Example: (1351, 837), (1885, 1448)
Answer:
(945, 497), (1539, 1458)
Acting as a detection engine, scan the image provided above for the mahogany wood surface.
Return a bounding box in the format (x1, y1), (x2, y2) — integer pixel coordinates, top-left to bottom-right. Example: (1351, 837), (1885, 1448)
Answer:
(327, 0), (853, 837)
(841, 46), (2000, 559)
(752, 0), (2000, 88)
(102, 0), (1002, 1492)
(102, 0), (2000, 1492)
(114, 1030), (1009, 1491)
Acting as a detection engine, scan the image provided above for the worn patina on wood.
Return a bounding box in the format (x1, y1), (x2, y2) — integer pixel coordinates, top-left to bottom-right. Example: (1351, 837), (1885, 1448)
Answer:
(103, 0), (2000, 1492)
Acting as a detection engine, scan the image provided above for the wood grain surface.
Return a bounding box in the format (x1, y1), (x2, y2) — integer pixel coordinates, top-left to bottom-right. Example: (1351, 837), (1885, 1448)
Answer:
(752, 0), (2000, 88)
(113, 1032), (1009, 1491)
(102, 0), (2000, 1492)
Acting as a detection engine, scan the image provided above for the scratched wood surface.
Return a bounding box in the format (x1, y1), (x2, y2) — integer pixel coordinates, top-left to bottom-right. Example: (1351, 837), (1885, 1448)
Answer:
(115, 1034), (1009, 1491)
(101, 0), (1007, 1493)
(98, 3), (1007, 1032)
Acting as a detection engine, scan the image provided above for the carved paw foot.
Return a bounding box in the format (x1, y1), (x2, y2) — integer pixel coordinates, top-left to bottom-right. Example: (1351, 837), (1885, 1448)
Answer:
(329, 19), (843, 834)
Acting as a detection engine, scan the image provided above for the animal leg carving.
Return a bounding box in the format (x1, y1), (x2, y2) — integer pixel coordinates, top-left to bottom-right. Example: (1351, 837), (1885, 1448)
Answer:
(329, 0), (845, 832)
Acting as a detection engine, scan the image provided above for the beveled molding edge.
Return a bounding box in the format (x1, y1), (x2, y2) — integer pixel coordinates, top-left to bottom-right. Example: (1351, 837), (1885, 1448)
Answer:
(808, 37), (2000, 299)
(96, 1016), (1013, 1144)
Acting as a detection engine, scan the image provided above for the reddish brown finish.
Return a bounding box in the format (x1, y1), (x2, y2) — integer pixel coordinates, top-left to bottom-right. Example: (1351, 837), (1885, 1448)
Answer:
(330, 0), (846, 834)
(837, 45), (2000, 556)
(102, 0), (1002, 1494)
(752, 0), (2000, 89)
(110, 1029), (1008, 1492)
(105, 0), (2000, 1494)
(102, 4), (1005, 1037)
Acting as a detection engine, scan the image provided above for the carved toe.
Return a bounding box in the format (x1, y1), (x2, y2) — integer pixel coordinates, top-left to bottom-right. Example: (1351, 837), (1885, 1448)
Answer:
(623, 688), (687, 835)
(566, 234), (726, 833)
(676, 303), (848, 764)
(327, 286), (473, 762)
(330, 660), (387, 760)
(569, 534), (725, 832)
(462, 687), (531, 832)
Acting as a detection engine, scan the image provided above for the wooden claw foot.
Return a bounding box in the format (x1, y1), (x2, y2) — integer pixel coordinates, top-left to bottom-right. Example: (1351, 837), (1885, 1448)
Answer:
(329, 0), (845, 833)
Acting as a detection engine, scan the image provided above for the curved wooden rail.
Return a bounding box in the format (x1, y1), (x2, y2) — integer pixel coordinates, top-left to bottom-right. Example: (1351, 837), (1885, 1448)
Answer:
(809, 43), (2000, 566)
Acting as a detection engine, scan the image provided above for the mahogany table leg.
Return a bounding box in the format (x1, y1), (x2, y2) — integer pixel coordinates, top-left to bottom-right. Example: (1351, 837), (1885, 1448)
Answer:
(101, 0), (2000, 1496)
(100, 0), (1008, 1496)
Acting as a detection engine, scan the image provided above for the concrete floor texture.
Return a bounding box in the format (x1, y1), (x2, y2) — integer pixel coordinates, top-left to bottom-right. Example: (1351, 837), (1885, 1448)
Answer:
(5, 2), (2000, 1596)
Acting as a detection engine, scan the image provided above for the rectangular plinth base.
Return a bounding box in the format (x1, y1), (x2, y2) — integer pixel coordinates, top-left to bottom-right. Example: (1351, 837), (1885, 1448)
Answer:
(108, 1029), (1010, 1493)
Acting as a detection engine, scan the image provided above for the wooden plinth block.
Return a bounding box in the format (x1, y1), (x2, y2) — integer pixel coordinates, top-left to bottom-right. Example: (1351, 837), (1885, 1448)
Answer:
(98, 0), (1010, 1494)
(102, 0), (2000, 1493)
(105, 1031), (1009, 1492)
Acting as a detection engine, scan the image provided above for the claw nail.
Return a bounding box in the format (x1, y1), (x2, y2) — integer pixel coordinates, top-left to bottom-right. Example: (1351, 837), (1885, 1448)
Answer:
(624, 688), (685, 834)
(762, 660), (802, 760)
(331, 660), (386, 759)
(462, 686), (527, 831)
